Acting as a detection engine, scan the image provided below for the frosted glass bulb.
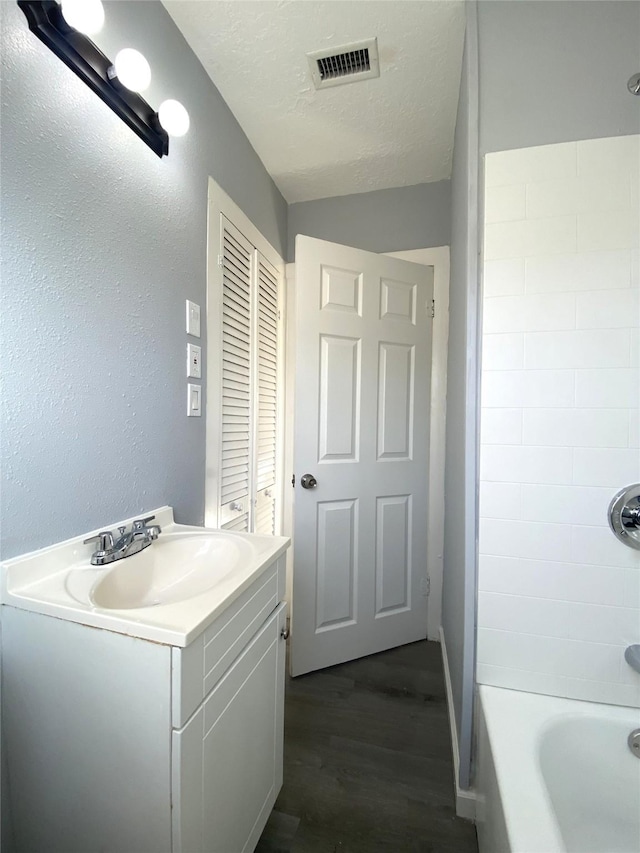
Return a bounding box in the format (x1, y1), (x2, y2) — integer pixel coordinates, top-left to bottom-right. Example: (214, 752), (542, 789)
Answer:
(60, 0), (105, 35)
(158, 100), (190, 137)
(113, 49), (151, 93)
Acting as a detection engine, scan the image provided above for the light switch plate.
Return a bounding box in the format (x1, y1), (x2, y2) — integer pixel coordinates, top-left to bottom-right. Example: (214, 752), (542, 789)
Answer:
(187, 383), (201, 417)
(186, 300), (201, 338)
(187, 343), (202, 379)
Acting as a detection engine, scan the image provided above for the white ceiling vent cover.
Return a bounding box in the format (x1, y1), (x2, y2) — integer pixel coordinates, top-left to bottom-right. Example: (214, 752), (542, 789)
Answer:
(307, 38), (380, 90)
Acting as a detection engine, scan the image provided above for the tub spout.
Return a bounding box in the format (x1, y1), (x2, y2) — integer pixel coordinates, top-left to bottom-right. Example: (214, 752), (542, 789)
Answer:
(624, 645), (640, 673)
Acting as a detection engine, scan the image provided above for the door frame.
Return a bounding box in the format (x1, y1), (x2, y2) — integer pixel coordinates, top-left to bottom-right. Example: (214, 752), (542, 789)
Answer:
(283, 244), (450, 641)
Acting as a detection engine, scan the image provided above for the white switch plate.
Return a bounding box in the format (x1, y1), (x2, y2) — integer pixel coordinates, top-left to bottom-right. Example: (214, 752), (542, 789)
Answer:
(187, 383), (201, 417)
(186, 300), (201, 338)
(187, 343), (202, 379)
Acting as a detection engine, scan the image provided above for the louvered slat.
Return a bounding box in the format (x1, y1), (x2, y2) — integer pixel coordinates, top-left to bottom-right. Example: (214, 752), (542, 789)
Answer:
(256, 253), (279, 496)
(220, 222), (252, 516)
(222, 513), (249, 533)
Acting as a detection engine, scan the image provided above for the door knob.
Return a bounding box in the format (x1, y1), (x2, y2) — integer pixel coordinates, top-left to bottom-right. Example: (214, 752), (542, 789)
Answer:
(608, 484), (640, 550)
(300, 474), (317, 490)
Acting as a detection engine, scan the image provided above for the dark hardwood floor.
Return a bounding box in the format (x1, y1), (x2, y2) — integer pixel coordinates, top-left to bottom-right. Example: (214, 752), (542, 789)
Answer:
(256, 640), (478, 853)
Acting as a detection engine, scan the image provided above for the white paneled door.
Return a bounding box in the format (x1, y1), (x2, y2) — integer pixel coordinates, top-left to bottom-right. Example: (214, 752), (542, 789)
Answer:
(291, 236), (434, 676)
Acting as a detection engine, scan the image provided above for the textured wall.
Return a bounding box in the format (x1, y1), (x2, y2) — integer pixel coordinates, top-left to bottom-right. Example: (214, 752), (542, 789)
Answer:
(0, 1), (286, 560)
(287, 181), (451, 261)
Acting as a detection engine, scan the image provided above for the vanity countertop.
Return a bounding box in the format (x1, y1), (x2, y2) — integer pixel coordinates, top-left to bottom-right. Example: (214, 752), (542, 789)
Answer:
(0, 507), (290, 646)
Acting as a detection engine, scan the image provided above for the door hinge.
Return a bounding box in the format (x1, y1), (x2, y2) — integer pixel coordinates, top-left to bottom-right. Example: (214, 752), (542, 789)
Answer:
(217, 254), (224, 268)
(291, 474), (295, 488)
(421, 576), (431, 597)
(429, 299), (435, 319)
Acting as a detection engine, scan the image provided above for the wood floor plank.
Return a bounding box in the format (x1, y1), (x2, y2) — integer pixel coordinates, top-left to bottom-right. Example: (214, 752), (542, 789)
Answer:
(256, 640), (477, 853)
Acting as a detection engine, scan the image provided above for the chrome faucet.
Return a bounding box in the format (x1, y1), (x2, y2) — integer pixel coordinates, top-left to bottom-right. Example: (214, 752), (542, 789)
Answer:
(84, 515), (161, 566)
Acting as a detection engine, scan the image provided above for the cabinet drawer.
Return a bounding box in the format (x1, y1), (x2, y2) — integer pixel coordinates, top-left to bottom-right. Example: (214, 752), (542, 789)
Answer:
(172, 555), (285, 727)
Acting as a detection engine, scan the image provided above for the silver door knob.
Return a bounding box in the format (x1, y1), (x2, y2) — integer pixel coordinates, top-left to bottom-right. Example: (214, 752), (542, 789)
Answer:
(608, 484), (640, 550)
(300, 473), (317, 489)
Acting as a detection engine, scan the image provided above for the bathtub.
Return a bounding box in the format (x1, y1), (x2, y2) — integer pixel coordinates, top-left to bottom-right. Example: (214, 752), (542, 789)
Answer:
(476, 685), (640, 853)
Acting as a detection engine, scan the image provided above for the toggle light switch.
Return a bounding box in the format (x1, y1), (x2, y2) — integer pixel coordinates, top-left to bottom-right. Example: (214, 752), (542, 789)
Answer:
(187, 343), (202, 379)
(186, 299), (201, 337)
(187, 383), (201, 417)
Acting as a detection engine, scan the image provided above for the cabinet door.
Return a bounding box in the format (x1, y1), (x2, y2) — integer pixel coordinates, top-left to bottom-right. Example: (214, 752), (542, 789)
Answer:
(172, 603), (287, 853)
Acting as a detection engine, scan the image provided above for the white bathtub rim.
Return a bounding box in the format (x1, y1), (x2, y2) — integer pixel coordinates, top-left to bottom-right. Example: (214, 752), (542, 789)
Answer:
(480, 685), (564, 853)
(479, 685), (640, 853)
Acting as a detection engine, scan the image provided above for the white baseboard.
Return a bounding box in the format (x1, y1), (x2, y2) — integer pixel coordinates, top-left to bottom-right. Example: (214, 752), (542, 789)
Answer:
(439, 626), (477, 821)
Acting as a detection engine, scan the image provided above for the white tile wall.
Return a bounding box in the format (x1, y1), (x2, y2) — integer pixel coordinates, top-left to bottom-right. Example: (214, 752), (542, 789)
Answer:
(480, 408), (523, 445)
(519, 484), (613, 526)
(482, 369), (575, 408)
(485, 184), (527, 224)
(484, 292), (576, 334)
(482, 333), (524, 371)
(484, 258), (525, 297)
(524, 329), (629, 369)
(478, 136), (640, 708)
(575, 369), (639, 409)
(522, 409), (629, 448)
(485, 141), (577, 187)
(525, 249), (635, 293)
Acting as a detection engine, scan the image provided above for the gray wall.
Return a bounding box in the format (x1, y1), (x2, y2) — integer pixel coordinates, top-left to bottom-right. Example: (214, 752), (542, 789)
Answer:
(442, 4), (479, 793)
(0, 1), (286, 561)
(444, 0), (640, 790)
(478, 0), (640, 155)
(287, 181), (451, 261)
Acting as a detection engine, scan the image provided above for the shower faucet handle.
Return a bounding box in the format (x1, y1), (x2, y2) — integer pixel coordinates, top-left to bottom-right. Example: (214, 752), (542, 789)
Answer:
(624, 645), (640, 674)
(608, 485), (640, 551)
(622, 506), (640, 529)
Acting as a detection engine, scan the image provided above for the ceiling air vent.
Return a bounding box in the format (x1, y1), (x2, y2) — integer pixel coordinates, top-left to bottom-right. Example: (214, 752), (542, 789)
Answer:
(307, 38), (380, 90)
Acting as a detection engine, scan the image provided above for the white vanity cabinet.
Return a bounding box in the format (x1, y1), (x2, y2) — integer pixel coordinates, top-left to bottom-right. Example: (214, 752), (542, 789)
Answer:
(173, 601), (286, 853)
(2, 554), (287, 853)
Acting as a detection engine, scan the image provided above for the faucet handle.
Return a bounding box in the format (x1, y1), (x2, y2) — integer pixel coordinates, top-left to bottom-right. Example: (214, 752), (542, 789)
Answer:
(83, 531), (114, 552)
(132, 515), (156, 532)
(131, 515), (161, 540)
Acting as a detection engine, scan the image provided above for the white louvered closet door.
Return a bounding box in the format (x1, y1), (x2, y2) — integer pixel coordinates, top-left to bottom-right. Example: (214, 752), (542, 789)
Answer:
(219, 218), (253, 532)
(254, 254), (279, 535)
(217, 217), (281, 535)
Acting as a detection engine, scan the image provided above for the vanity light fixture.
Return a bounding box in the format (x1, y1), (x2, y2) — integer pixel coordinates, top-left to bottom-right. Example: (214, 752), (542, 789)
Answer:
(17, 1), (190, 156)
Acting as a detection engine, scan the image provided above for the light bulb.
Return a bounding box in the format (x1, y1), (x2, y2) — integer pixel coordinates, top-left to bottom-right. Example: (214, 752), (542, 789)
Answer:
(158, 100), (190, 137)
(113, 49), (151, 93)
(60, 0), (105, 35)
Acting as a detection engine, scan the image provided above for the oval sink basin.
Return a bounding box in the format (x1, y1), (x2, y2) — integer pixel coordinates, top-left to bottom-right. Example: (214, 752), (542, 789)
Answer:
(90, 532), (253, 609)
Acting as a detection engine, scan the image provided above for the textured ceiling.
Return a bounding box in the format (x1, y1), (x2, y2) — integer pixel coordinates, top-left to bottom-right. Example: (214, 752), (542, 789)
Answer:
(163, 1), (466, 203)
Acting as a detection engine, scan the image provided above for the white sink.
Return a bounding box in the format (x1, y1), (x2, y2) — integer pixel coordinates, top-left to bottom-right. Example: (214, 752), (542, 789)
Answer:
(1, 507), (290, 646)
(88, 533), (253, 609)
